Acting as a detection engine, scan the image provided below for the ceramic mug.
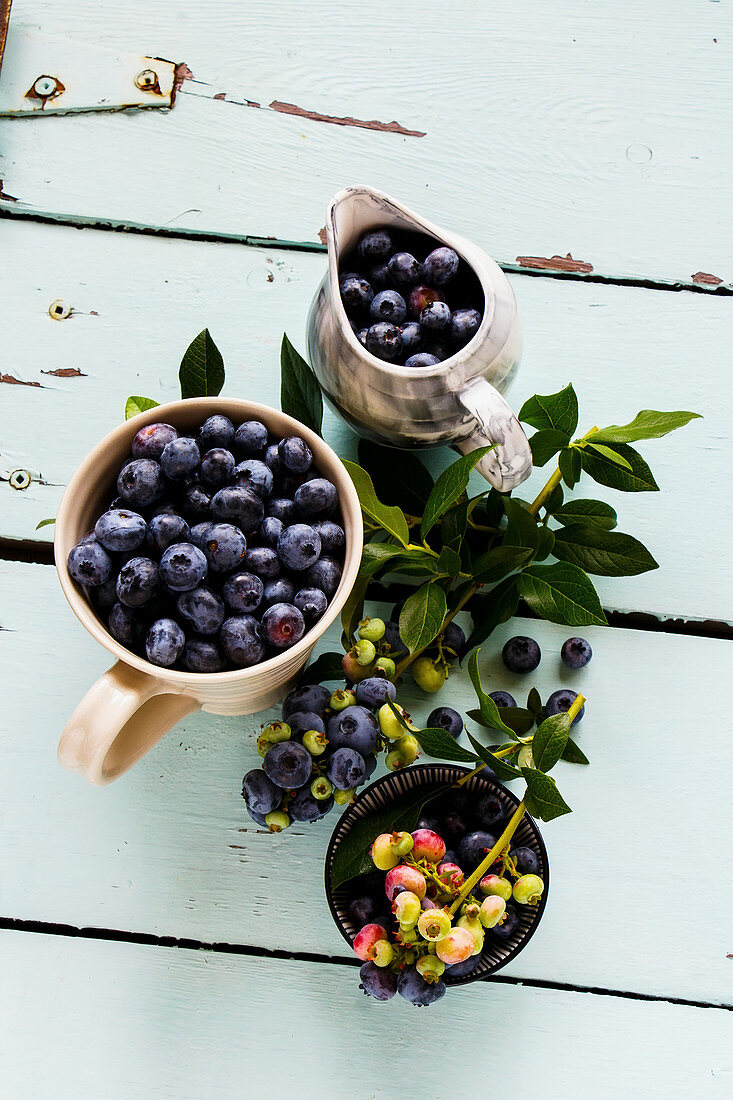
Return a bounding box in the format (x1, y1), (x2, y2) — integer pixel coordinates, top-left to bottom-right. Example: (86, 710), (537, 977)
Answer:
(307, 185), (533, 493)
(55, 398), (363, 786)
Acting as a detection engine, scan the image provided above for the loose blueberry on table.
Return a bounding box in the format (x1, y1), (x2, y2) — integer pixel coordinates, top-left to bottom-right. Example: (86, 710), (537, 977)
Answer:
(66, 415), (345, 672)
(338, 227), (484, 366)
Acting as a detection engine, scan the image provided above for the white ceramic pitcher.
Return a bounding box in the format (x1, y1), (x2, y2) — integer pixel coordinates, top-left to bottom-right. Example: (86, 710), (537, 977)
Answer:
(306, 186), (532, 492)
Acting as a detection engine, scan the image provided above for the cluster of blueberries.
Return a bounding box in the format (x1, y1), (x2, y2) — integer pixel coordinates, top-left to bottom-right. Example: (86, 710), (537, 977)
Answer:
(339, 227), (484, 367)
(348, 790), (544, 1006)
(241, 675), (423, 828)
(66, 415), (344, 671)
(499, 634), (592, 725)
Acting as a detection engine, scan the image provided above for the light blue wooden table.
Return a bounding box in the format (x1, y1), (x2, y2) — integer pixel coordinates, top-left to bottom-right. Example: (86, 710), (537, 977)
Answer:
(1, 4), (732, 1096)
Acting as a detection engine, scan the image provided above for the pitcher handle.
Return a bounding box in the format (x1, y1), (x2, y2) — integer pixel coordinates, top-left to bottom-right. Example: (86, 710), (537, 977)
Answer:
(58, 661), (201, 785)
(455, 377), (533, 492)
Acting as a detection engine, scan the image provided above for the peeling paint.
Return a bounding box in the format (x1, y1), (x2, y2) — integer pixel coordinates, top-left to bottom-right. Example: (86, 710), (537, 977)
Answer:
(173, 62), (194, 94)
(41, 367), (87, 377)
(317, 226), (327, 246)
(691, 271), (723, 286)
(269, 99), (426, 137)
(516, 252), (594, 274)
(0, 373), (41, 387)
(213, 92), (227, 101)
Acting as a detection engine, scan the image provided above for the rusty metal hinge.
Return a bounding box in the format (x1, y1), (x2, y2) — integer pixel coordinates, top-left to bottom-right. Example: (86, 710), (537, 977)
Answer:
(0, 24), (176, 116)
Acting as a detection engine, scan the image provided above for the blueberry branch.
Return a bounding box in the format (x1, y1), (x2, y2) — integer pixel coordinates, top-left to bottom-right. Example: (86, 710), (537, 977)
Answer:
(527, 425), (598, 516)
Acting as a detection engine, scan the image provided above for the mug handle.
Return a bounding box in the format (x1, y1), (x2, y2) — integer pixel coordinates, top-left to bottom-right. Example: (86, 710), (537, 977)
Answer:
(454, 377), (533, 492)
(58, 661), (201, 785)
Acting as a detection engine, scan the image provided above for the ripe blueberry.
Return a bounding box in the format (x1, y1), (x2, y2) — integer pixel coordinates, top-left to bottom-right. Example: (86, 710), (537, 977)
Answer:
(145, 618), (185, 667)
(116, 556), (159, 607)
(420, 300), (451, 331)
(146, 513), (191, 553)
(176, 585), (225, 634)
(67, 539), (113, 587)
(199, 448), (235, 487)
(366, 322), (403, 361)
(422, 246), (459, 285)
(426, 706), (463, 739)
(131, 422), (178, 460)
(116, 459), (164, 507)
(159, 542), (207, 592)
(405, 352), (441, 368)
(357, 229), (393, 261)
(234, 420), (268, 457)
(340, 274), (374, 314)
(209, 486), (264, 532)
(260, 602), (305, 648)
(561, 637), (592, 668)
(546, 688), (585, 724)
(220, 615), (265, 666)
(294, 478), (338, 519)
(203, 523), (247, 573)
(370, 289), (407, 325)
(502, 635), (541, 673)
(160, 437), (200, 480)
(198, 415), (235, 451)
(277, 523), (321, 571)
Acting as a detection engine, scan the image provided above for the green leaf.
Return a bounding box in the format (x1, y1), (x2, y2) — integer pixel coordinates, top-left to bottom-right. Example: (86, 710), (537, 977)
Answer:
(562, 737), (590, 765)
(342, 461), (410, 546)
(179, 329), (225, 399)
(357, 439), (434, 516)
(586, 442), (632, 470)
(421, 448), (492, 540)
(529, 429), (570, 467)
(558, 447), (582, 488)
(471, 545), (533, 584)
(518, 562), (607, 626)
(526, 688), (544, 722)
(519, 384), (578, 436)
(467, 650), (518, 738)
(503, 497), (540, 551)
(341, 574), (368, 645)
(535, 526), (555, 562)
(125, 395), (160, 420)
(413, 727), (481, 763)
(464, 577), (520, 650)
(330, 784), (453, 889)
(399, 583), (447, 654)
(589, 410), (702, 445)
(553, 499), (617, 530)
(298, 652), (345, 685)
(35, 517), (56, 530)
(581, 442), (659, 493)
(358, 543), (436, 579)
(521, 768), (572, 821)
(280, 334), (323, 435)
(467, 706), (534, 737)
(531, 713), (572, 772)
(553, 524), (659, 577)
(465, 732), (522, 780)
(441, 500), (469, 554)
(436, 545), (462, 576)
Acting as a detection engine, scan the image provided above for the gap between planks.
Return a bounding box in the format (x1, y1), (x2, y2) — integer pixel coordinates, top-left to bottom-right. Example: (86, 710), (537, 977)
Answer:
(1, 917), (730, 1013)
(0, 206), (730, 298)
(4, 548), (731, 643)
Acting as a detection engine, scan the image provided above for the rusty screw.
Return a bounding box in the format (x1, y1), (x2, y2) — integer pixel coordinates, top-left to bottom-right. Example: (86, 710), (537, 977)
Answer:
(49, 299), (72, 321)
(9, 469), (31, 491)
(135, 69), (159, 91)
(32, 75), (61, 99)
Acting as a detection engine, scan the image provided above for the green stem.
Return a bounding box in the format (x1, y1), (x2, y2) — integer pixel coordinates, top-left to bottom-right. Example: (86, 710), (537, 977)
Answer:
(527, 425), (599, 517)
(565, 693), (586, 723)
(448, 800), (527, 916)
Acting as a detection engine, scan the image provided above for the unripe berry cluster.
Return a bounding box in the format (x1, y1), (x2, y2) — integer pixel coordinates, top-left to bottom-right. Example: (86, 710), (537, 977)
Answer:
(350, 793), (545, 1005)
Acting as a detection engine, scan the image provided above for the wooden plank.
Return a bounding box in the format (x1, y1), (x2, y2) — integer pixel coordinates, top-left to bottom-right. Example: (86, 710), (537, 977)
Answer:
(0, 219), (729, 621)
(2, 0), (732, 285)
(1, 560), (731, 1005)
(2, 931), (731, 1099)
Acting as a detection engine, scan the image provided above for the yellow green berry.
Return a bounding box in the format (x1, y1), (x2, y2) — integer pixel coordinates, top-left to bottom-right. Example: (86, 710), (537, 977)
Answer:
(265, 810), (290, 832)
(513, 873), (544, 905)
(358, 617), (386, 643)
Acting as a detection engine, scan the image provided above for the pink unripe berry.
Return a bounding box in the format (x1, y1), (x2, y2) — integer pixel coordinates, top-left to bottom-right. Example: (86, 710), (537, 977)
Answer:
(437, 861), (464, 890)
(421, 895), (437, 910)
(456, 913), (484, 954)
(411, 828), (447, 864)
(384, 864), (427, 901)
(371, 833), (401, 871)
(436, 927), (476, 965)
(353, 923), (388, 962)
(480, 874), (512, 902)
(479, 895), (506, 929)
(342, 652), (374, 684)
